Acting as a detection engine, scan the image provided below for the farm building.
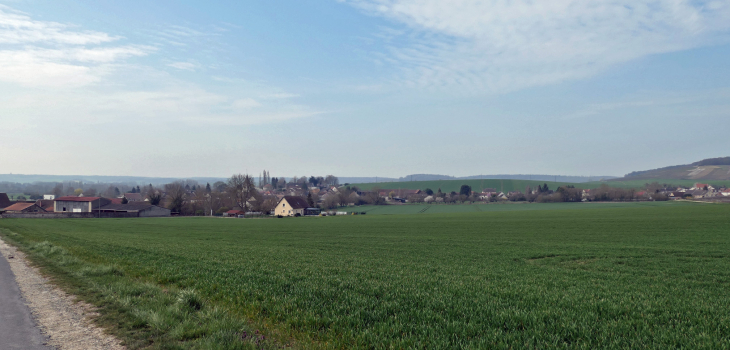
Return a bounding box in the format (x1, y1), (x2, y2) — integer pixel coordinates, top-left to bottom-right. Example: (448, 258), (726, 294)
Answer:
(225, 210), (246, 217)
(55, 197), (111, 213)
(0, 193), (13, 209)
(95, 203), (171, 217)
(275, 196), (310, 217)
(34, 200), (55, 212)
(1, 203), (46, 213)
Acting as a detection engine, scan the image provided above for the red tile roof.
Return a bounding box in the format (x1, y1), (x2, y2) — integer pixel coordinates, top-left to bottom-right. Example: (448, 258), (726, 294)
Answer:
(3, 203), (44, 212)
(55, 196), (101, 202)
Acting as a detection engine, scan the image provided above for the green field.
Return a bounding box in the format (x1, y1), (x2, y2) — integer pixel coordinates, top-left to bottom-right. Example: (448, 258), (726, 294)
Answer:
(352, 179), (581, 193)
(2, 203), (730, 349)
(351, 178), (730, 193)
(338, 201), (690, 215)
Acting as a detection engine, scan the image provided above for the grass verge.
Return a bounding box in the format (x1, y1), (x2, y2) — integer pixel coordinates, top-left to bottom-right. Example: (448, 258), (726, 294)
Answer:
(0, 229), (276, 350)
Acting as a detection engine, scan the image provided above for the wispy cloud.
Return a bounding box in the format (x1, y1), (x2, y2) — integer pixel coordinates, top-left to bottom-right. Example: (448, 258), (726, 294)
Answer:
(344, 0), (730, 92)
(0, 5), (151, 87)
(0, 4), (114, 45)
(0, 5), (316, 128)
(167, 61), (198, 71)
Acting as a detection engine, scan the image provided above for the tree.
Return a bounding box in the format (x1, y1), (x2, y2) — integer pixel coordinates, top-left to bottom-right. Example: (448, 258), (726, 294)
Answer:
(74, 188), (83, 196)
(425, 188), (434, 196)
(260, 198), (278, 214)
(213, 181), (227, 192)
(122, 197), (129, 204)
(165, 182), (187, 213)
(307, 192), (315, 207)
(147, 187), (162, 206)
(325, 175), (339, 187)
(52, 184), (64, 198)
(114, 187), (120, 196)
(227, 174), (256, 211)
(206, 183), (212, 193)
(459, 185), (472, 196)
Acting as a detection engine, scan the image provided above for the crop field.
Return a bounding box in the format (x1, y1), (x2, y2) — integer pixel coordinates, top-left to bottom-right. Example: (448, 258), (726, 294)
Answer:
(337, 201), (687, 215)
(351, 178), (730, 193)
(1, 203), (730, 349)
(352, 178), (578, 193)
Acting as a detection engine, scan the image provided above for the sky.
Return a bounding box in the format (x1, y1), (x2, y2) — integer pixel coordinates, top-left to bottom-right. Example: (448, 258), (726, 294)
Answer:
(1, 0), (729, 179)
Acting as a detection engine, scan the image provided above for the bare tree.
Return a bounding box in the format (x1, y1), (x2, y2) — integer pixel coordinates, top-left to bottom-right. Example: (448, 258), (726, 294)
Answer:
(227, 174), (256, 211)
(164, 182), (187, 213)
(52, 184), (64, 198)
(325, 175), (339, 187)
(260, 197), (278, 214)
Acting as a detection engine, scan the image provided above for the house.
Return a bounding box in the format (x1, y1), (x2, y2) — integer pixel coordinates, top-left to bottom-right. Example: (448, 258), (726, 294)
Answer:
(274, 196), (310, 217)
(723, 189), (730, 197)
(2, 203), (46, 213)
(55, 197), (111, 213)
(689, 190), (708, 198)
(43, 194), (55, 200)
(95, 203), (171, 217)
(123, 193), (144, 202)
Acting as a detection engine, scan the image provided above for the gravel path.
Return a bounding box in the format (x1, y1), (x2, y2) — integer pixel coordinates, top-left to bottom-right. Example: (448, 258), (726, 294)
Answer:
(0, 237), (126, 350)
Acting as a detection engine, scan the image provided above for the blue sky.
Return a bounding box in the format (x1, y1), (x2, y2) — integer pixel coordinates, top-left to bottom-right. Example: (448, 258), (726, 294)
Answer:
(1, 0), (729, 179)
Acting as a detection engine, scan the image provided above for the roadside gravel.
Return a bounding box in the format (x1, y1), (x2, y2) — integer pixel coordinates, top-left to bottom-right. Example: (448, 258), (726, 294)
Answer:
(0, 237), (126, 350)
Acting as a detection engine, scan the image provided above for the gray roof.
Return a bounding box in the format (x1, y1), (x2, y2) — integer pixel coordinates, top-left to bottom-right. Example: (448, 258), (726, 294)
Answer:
(281, 196), (309, 209)
(98, 203), (156, 212)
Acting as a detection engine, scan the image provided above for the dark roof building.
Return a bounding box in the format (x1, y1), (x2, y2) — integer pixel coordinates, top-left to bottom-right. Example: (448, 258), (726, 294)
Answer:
(0, 193), (12, 209)
(123, 193), (144, 202)
(95, 203), (171, 217)
(281, 196), (310, 209)
(274, 196), (311, 217)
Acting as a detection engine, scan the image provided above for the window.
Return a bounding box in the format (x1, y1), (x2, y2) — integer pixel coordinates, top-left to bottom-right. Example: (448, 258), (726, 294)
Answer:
(62, 207), (67, 212)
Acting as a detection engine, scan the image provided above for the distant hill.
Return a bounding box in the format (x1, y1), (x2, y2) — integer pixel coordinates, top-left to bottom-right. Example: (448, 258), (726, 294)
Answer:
(621, 157), (730, 181)
(0, 174), (227, 186)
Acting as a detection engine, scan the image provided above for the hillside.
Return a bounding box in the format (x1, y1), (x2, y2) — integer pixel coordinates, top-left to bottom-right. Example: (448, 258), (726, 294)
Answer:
(621, 157), (730, 181)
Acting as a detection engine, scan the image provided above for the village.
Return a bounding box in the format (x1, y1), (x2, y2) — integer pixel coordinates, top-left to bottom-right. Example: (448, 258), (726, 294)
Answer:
(1, 172), (728, 219)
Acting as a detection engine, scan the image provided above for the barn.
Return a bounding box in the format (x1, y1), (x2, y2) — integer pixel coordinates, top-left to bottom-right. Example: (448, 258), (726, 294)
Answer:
(54, 197), (111, 213)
